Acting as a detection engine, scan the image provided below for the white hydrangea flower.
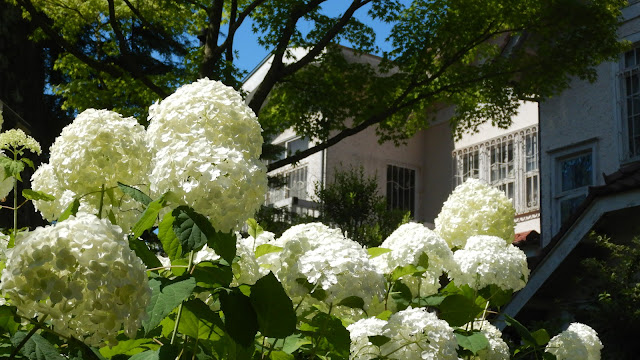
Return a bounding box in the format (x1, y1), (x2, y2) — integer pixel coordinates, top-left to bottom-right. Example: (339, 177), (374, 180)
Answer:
(449, 235), (529, 291)
(465, 320), (510, 360)
(380, 307), (458, 360)
(546, 323), (603, 360)
(347, 317), (386, 360)
(30, 163), (75, 221)
(0, 128), (41, 155)
(372, 223), (455, 297)
(264, 223), (385, 314)
(435, 178), (515, 249)
(49, 109), (150, 195)
(0, 214), (151, 346)
(146, 79), (267, 232)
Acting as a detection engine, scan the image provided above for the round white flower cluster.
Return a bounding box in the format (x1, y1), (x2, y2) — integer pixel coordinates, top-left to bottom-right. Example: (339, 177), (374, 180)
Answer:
(0, 128), (41, 155)
(465, 320), (510, 360)
(435, 178), (515, 249)
(546, 323), (603, 360)
(348, 307), (458, 360)
(0, 214), (151, 346)
(146, 78), (267, 232)
(372, 223), (454, 296)
(30, 163), (75, 221)
(49, 109), (150, 195)
(449, 235), (529, 291)
(260, 223), (385, 313)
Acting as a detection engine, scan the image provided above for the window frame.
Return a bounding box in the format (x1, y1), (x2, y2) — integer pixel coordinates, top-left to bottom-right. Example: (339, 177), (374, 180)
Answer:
(550, 142), (597, 232)
(386, 164), (417, 217)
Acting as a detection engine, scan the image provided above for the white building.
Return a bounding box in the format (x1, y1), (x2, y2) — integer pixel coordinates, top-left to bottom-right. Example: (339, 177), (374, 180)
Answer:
(501, 1), (640, 323)
(243, 46), (540, 237)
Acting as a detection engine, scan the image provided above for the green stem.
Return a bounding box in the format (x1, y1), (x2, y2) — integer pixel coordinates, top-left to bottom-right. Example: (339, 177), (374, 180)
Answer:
(171, 250), (195, 345)
(12, 177), (17, 239)
(97, 184), (105, 219)
(10, 315), (48, 359)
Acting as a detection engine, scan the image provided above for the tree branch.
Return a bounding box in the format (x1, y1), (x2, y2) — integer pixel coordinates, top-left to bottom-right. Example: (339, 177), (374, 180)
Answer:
(199, 0), (225, 78)
(121, 0), (188, 55)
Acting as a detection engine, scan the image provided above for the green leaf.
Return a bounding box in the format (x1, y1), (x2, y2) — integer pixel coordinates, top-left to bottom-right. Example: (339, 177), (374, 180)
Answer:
(281, 334), (312, 354)
(143, 276), (196, 333)
(22, 189), (54, 202)
(99, 338), (158, 358)
(295, 278), (327, 301)
(220, 289), (259, 348)
(269, 351), (294, 360)
(206, 230), (237, 265)
(250, 272), (296, 338)
(118, 182), (153, 206)
(20, 157), (34, 169)
(411, 294), (446, 307)
(192, 261), (233, 288)
(128, 345), (180, 360)
(158, 212), (182, 261)
(390, 281), (412, 311)
(11, 332), (64, 360)
(57, 198), (80, 222)
(132, 198), (165, 239)
(337, 296), (365, 310)
(368, 335), (391, 347)
(179, 299), (225, 340)
(438, 294), (483, 327)
(172, 206), (214, 255)
(367, 247), (392, 258)
(0, 306), (19, 335)
(391, 264), (420, 281)
(531, 329), (551, 346)
(417, 252), (429, 269)
(308, 312), (350, 358)
(504, 314), (538, 347)
(246, 218), (263, 239)
(0, 157), (24, 181)
(254, 244), (282, 259)
(376, 310), (392, 320)
(455, 330), (490, 355)
(479, 285), (513, 307)
(128, 237), (162, 269)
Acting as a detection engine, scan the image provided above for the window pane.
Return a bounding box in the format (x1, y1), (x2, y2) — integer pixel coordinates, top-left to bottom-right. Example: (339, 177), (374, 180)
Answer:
(387, 165), (415, 215)
(560, 153), (592, 192)
(560, 194), (587, 224)
(287, 137), (309, 157)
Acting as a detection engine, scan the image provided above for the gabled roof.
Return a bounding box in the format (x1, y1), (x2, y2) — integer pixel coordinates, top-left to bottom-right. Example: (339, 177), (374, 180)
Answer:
(498, 162), (640, 328)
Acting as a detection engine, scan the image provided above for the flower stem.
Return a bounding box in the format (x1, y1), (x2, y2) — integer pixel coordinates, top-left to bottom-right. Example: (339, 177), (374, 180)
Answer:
(171, 250), (195, 345)
(12, 176), (17, 240)
(97, 184), (105, 219)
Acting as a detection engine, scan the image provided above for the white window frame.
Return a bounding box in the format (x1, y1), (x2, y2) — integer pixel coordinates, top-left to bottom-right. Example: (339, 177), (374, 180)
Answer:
(270, 136), (310, 164)
(452, 125), (539, 215)
(386, 164), (417, 217)
(267, 166), (309, 204)
(550, 142), (597, 232)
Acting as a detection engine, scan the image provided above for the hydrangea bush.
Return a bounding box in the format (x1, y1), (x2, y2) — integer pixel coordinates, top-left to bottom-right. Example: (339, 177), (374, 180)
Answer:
(0, 80), (603, 359)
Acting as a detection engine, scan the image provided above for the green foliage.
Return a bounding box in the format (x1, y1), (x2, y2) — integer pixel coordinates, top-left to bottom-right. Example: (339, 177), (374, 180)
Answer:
(143, 276), (196, 334)
(316, 166), (408, 247)
(11, 332), (65, 360)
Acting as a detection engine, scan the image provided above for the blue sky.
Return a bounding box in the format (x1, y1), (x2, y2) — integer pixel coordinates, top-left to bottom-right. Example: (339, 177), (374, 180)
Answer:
(232, 1), (400, 74)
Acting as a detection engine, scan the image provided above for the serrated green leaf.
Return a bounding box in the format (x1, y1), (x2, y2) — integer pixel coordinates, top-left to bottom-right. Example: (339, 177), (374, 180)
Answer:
(128, 237), (162, 269)
(58, 198), (80, 222)
(132, 198), (165, 239)
(158, 212), (182, 261)
(179, 299), (225, 340)
(99, 338), (158, 358)
(455, 330), (490, 355)
(143, 276), (196, 334)
(531, 329), (551, 346)
(439, 294), (483, 327)
(246, 218), (263, 239)
(376, 310), (392, 320)
(220, 289), (259, 348)
(11, 332), (64, 360)
(22, 189), (54, 202)
(0, 306), (19, 335)
(368, 335), (391, 347)
(391, 264), (420, 281)
(172, 206), (214, 255)
(411, 294), (446, 307)
(118, 182), (153, 206)
(255, 244), (282, 259)
(20, 157), (34, 169)
(337, 296), (365, 310)
(192, 261), (232, 288)
(390, 281), (412, 311)
(367, 247), (392, 258)
(206, 230), (237, 265)
(0, 157), (24, 181)
(250, 272), (296, 338)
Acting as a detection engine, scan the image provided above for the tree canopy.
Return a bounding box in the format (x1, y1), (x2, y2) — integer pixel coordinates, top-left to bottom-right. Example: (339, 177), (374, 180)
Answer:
(10, 0), (628, 171)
